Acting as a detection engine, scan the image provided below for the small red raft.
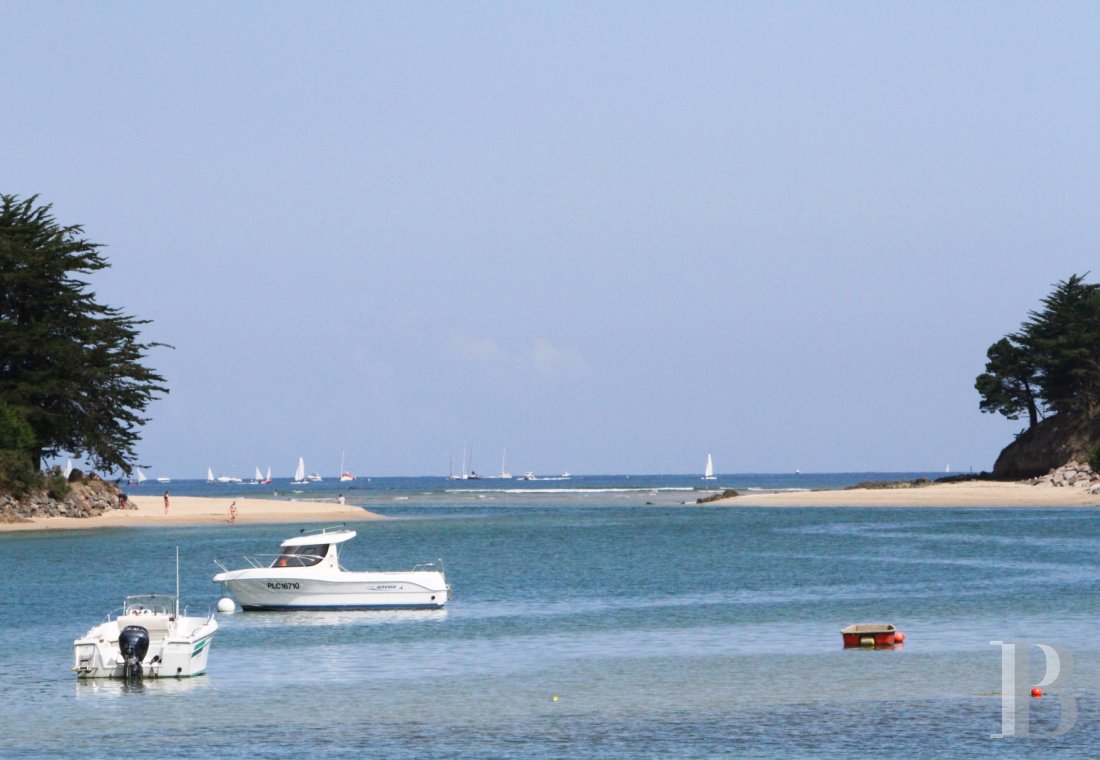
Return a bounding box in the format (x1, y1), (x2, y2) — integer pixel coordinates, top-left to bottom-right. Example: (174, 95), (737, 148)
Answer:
(841, 623), (903, 649)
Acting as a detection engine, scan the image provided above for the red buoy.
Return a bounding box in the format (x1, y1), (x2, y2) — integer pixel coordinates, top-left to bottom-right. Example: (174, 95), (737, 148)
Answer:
(1031, 688), (1043, 698)
(894, 631), (905, 643)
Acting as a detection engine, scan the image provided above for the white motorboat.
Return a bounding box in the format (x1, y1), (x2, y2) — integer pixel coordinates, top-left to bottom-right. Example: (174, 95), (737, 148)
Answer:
(73, 594), (217, 679)
(212, 527), (452, 610)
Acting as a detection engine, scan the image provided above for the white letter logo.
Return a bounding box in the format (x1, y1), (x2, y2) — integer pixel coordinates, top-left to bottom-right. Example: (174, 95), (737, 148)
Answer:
(990, 641), (1076, 738)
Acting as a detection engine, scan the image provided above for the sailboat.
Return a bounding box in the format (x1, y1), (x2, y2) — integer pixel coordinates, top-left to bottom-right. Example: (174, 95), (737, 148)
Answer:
(292, 457), (308, 485)
(62, 459), (73, 479)
(263, 466), (272, 485)
(497, 448), (512, 479)
(448, 444), (470, 480)
(339, 451), (355, 482)
(702, 454), (716, 480)
(128, 468), (147, 486)
(207, 467), (215, 483)
(250, 466), (264, 485)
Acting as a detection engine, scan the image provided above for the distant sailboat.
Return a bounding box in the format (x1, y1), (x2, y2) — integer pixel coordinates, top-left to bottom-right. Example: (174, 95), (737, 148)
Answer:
(449, 444), (471, 480)
(62, 459), (73, 479)
(263, 466), (272, 485)
(467, 444), (482, 480)
(292, 457), (307, 485)
(702, 454), (716, 480)
(250, 466), (264, 485)
(135, 469), (147, 484)
(207, 467), (215, 483)
(497, 448), (512, 479)
(339, 451), (355, 482)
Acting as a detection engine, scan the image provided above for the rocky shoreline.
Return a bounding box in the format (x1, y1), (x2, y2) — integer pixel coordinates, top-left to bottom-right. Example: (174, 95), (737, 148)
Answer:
(0, 478), (127, 523)
(1028, 460), (1100, 493)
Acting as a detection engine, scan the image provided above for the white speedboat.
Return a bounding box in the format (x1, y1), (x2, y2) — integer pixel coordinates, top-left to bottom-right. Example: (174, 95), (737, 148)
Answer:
(73, 594), (217, 679)
(212, 527), (451, 610)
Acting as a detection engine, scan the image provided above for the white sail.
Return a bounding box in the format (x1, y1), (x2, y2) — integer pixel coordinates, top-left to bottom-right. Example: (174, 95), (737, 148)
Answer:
(207, 467), (215, 483)
(135, 469), (147, 483)
(62, 459), (73, 479)
(293, 457), (306, 483)
(265, 466), (272, 483)
(703, 454), (716, 480)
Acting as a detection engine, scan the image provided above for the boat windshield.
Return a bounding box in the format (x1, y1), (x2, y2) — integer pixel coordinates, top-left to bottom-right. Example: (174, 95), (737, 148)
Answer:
(123, 595), (176, 615)
(271, 544), (328, 568)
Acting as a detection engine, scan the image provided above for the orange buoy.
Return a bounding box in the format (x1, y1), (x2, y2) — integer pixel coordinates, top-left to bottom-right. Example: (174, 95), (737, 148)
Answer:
(894, 631), (905, 643)
(1031, 687), (1043, 698)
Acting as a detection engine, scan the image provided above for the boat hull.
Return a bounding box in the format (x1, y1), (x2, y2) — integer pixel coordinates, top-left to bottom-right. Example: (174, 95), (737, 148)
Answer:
(214, 570), (450, 610)
(840, 623), (898, 649)
(73, 617), (217, 679)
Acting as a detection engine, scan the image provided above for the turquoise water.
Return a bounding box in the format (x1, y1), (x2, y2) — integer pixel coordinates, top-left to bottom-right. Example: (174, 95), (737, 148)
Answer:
(4, 476), (1100, 757)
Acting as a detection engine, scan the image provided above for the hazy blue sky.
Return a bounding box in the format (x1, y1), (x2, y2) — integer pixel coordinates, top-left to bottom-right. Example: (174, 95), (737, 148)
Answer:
(4, 2), (1098, 477)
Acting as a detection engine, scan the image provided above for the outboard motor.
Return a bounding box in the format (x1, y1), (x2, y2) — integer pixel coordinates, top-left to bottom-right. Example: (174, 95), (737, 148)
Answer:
(118, 625), (150, 679)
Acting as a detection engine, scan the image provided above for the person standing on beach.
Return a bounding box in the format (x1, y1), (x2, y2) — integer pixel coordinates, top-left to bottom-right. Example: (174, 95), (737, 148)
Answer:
(228, 500), (237, 523)
(163, 490), (170, 514)
(338, 493), (345, 505)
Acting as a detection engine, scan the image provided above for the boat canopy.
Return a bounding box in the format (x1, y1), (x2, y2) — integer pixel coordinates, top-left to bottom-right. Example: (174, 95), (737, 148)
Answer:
(280, 529), (357, 548)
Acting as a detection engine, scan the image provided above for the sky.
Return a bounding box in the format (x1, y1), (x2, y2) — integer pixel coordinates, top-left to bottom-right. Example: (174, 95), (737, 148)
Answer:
(3, 2), (1099, 478)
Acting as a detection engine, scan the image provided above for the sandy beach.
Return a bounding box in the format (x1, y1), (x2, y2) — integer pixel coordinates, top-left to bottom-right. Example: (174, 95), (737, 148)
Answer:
(715, 479), (1100, 507)
(0, 494), (384, 532)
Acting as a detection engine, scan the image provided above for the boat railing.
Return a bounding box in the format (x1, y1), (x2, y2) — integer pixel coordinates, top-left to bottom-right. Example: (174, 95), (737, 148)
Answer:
(412, 559), (445, 574)
(296, 524), (348, 538)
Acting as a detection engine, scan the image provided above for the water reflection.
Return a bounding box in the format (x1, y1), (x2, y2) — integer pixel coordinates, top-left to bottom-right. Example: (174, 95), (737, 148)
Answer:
(75, 675), (210, 699)
(225, 608), (448, 629)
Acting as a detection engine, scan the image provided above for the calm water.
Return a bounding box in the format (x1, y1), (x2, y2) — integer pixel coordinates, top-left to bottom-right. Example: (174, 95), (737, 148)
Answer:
(4, 474), (1100, 758)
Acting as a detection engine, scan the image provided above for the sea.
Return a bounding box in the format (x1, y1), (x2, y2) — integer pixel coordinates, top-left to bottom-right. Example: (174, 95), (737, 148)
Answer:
(4, 472), (1100, 758)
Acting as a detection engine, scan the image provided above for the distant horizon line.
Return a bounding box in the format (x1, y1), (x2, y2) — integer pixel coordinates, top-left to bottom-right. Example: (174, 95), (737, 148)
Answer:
(106, 469), (962, 482)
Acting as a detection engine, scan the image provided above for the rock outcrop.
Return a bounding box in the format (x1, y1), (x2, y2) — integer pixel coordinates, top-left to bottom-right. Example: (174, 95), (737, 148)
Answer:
(1029, 460), (1100, 494)
(696, 489), (739, 504)
(0, 479), (127, 522)
(992, 413), (1100, 480)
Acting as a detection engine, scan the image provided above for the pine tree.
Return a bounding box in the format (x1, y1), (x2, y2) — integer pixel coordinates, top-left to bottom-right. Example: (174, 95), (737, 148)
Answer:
(0, 194), (168, 473)
(1018, 274), (1100, 417)
(976, 274), (1100, 425)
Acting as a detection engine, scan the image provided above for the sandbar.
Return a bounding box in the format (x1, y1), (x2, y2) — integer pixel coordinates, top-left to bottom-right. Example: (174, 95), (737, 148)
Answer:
(0, 494), (384, 533)
(714, 479), (1100, 508)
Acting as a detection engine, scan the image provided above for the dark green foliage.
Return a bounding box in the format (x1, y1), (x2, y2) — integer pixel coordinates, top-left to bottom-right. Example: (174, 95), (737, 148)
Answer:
(0, 403), (35, 495)
(0, 450), (36, 496)
(0, 402), (34, 451)
(1090, 443), (1100, 474)
(975, 337), (1042, 428)
(0, 194), (168, 474)
(1018, 274), (1100, 417)
(977, 274), (1100, 427)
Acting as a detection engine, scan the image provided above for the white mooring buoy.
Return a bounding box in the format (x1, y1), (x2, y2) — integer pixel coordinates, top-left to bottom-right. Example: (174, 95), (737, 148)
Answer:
(217, 598), (236, 614)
